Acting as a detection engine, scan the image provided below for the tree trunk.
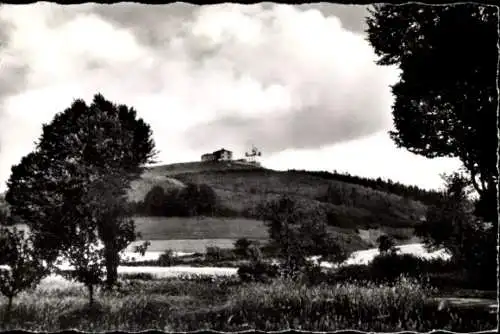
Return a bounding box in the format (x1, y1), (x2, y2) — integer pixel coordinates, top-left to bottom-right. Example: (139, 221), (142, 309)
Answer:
(104, 246), (119, 290)
(87, 284), (94, 307)
(5, 295), (14, 320)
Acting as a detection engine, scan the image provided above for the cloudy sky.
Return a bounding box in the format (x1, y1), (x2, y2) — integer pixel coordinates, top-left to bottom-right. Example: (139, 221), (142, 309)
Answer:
(0, 2), (461, 193)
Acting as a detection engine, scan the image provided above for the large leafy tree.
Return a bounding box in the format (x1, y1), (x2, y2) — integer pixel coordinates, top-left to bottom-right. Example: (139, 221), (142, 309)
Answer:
(6, 94), (156, 289)
(366, 4), (498, 222)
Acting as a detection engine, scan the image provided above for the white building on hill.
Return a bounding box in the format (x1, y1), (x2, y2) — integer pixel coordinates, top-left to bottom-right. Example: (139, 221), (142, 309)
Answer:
(201, 148), (233, 162)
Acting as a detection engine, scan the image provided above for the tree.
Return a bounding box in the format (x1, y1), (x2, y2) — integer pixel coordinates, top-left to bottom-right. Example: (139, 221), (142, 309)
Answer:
(177, 183), (218, 217)
(0, 227), (47, 316)
(5, 94), (156, 290)
(142, 186), (167, 216)
(234, 238), (252, 258)
(260, 196), (346, 278)
(376, 234), (397, 254)
(366, 4), (498, 223)
(0, 209), (7, 226)
(416, 173), (496, 288)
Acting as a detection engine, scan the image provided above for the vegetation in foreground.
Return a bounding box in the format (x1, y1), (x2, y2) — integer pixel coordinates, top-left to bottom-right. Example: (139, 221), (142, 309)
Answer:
(0, 275), (496, 332)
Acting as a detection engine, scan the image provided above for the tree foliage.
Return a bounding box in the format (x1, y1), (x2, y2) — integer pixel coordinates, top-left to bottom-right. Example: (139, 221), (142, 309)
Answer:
(5, 94), (156, 291)
(416, 173), (497, 288)
(376, 234), (397, 254)
(260, 196), (347, 278)
(0, 227), (47, 314)
(366, 4), (498, 222)
(289, 169), (443, 206)
(140, 183), (218, 217)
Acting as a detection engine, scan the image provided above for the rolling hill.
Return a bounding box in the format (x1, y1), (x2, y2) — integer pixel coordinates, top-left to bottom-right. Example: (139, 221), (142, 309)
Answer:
(127, 161), (432, 251)
(1, 161), (434, 253)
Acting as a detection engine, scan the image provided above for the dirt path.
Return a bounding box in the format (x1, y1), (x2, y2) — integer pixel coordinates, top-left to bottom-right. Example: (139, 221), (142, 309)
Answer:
(429, 297), (498, 312)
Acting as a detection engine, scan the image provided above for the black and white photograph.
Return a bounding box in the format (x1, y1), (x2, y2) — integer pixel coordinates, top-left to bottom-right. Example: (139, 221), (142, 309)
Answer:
(0, 1), (498, 332)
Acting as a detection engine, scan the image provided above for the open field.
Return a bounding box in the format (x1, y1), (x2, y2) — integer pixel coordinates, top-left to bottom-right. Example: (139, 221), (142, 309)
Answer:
(0, 275), (496, 332)
(126, 239), (239, 254)
(133, 216), (268, 240)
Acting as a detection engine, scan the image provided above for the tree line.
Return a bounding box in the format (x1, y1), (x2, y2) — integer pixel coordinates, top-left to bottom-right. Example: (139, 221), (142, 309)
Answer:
(289, 169), (443, 206)
(135, 183), (218, 217)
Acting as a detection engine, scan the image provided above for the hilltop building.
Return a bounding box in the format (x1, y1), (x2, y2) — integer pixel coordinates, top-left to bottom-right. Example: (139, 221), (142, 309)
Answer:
(201, 148), (233, 162)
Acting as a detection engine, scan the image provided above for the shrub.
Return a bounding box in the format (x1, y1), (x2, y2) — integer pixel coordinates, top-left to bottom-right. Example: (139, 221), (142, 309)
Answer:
(376, 234), (397, 254)
(119, 272), (155, 280)
(370, 253), (425, 283)
(328, 264), (374, 284)
(234, 238), (252, 258)
(237, 261), (280, 283)
(205, 246), (236, 262)
(158, 250), (175, 266)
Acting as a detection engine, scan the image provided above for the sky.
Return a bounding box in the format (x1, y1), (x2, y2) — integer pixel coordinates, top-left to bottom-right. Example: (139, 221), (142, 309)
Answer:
(0, 2), (461, 193)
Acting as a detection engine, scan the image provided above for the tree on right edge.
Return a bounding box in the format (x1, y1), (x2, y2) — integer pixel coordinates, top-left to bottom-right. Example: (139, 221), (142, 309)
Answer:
(366, 4), (498, 287)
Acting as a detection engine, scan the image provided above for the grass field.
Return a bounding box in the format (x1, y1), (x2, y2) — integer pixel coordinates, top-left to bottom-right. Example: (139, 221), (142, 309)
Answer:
(133, 216), (268, 240)
(132, 216), (375, 254)
(0, 275), (496, 332)
(126, 239), (240, 253)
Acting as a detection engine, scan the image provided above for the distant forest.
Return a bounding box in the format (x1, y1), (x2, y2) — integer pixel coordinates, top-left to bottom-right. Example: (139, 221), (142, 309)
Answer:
(288, 170), (443, 206)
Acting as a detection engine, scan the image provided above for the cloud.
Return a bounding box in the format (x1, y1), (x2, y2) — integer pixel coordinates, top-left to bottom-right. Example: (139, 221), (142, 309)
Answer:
(180, 4), (399, 154)
(0, 3), (456, 193)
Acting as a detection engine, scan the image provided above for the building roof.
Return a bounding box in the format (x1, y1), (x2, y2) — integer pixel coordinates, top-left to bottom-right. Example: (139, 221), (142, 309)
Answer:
(213, 148), (232, 154)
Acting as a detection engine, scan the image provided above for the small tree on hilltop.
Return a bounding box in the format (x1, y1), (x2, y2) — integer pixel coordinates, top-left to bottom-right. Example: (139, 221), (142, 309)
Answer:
(0, 227), (47, 316)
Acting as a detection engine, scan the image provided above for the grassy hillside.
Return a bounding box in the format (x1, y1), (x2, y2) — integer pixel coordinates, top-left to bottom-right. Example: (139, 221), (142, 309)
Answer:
(124, 162), (432, 250)
(171, 167), (427, 227)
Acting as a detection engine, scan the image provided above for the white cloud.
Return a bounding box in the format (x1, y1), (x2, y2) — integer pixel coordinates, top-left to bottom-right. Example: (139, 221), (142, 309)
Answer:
(0, 3), (460, 193)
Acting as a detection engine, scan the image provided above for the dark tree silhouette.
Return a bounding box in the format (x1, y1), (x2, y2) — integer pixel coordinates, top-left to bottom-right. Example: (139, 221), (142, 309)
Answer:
(6, 94), (156, 291)
(366, 4), (498, 222)
(377, 234), (397, 254)
(416, 173), (497, 288)
(142, 186), (167, 216)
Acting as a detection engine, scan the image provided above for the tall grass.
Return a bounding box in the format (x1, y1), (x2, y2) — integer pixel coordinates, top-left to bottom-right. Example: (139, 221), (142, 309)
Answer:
(0, 275), (495, 332)
(225, 276), (428, 331)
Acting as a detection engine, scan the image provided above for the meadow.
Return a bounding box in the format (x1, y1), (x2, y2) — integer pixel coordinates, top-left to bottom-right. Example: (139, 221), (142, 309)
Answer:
(0, 274), (496, 332)
(133, 216), (269, 241)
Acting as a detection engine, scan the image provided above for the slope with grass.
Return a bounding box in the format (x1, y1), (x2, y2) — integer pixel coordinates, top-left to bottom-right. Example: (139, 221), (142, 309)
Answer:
(125, 162), (431, 252)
